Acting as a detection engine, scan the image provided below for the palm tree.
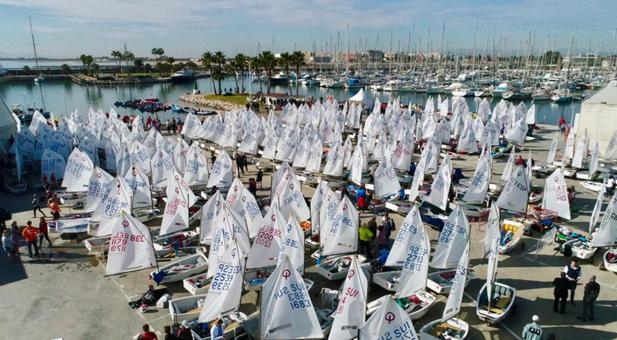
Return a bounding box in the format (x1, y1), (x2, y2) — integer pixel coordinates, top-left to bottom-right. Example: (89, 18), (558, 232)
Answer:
(123, 51), (135, 73)
(252, 56), (263, 94)
(290, 51), (305, 95)
(167, 56), (175, 73)
(201, 52), (218, 95)
(279, 52), (293, 91)
(80, 54), (88, 73)
(111, 50), (123, 73)
(232, 54), (248, 94)
(151, 47), (165, 69)
(259, 51), (276, 94)
(213, 51), (226, 95)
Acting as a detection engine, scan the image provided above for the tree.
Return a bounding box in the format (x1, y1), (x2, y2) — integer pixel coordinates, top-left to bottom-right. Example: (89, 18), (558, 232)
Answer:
(22, 65), (31, 74)
(201, 52), (218, 95)
(151, 47), (165, 65)
(252, 56), (263, 94)
(279, 52), (292, 91)
(111, 50), (123, 73)
(166, 56), (175, 72)
(213, 51), (226, 95)
(543, 50), (562, 65)
(80, 54), (94, 75)
(233, 53), (248, 93)
(123, 51), (135, 73)
(259, 51), (276, 94)
(61, 64), (71, 74)
(290, 51), (305, 95)
(91, 63), (100, 77)
(133, 58), (144, 71)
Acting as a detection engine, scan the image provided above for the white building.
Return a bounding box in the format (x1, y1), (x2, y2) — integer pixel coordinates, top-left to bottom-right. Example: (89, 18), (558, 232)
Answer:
(576, 80), (617, 153)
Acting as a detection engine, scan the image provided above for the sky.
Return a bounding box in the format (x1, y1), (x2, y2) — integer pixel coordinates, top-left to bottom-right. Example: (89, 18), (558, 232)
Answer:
(0, 0), (616, 59)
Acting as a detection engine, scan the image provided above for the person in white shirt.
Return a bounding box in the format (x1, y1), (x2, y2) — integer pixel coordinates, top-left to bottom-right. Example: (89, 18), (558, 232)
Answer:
(210, 319), (224, 340)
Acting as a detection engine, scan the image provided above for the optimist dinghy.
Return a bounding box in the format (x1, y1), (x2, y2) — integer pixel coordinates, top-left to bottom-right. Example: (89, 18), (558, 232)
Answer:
(426, 269), (476, 294)
(420, 318), (469, 340)
(366, 290), (436, 320)
(603, 248), (617, 273)
(476, 282), (516, 324)
(498, 220), (525, 254)
(169, 294), (207, 323)
(150, 252), (208, 284)
(561, 239), (597, 260)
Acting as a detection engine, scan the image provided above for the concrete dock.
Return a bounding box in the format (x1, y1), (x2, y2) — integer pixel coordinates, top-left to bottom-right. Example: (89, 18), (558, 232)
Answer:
(1, 125), (616, 339)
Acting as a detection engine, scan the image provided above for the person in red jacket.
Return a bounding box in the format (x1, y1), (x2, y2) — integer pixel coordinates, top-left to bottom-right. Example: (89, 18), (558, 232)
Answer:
(22, 221), (39, 258)
(38, 217), (52, 248)
(139, 324), (158, 340)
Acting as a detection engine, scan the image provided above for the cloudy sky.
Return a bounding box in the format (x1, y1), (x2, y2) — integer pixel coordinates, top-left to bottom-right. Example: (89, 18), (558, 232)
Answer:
(0, 0), (615, 58)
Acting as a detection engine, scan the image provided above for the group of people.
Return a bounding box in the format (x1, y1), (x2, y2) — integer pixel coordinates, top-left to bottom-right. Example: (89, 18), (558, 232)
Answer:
(137, 319), (225, 340)
(145, 114), (162, 131)
(552, 259), (600, 321)
(164, 117), (183, 135)
(358, 213), (396, 259)
(2, 218), (52, 259)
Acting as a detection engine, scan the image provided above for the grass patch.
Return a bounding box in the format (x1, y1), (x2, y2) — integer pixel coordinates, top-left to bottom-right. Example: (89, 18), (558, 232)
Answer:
(204, 94), (249, 106)
(115, 72), (165, 78)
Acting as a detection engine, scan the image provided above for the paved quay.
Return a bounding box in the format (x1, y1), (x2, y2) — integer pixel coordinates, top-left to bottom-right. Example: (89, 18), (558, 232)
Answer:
(1, 124), (616, 339)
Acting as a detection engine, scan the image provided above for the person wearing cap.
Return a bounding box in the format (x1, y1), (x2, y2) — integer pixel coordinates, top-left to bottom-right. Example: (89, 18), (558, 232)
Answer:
(176, 320), (191, 340)
(578, 275), (600, 321)
(522, 315), (543, 340)
(22, 221), (39, 258)
(210, 319), (224, 340)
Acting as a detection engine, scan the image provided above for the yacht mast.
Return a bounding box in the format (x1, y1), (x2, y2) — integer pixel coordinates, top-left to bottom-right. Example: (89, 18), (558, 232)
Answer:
(29, 15), (42, 76)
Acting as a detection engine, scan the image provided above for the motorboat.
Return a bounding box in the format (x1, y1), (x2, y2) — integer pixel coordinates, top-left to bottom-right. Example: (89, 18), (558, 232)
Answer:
(491, 82), (512, 98)
(498, 220), (525, 254)
(474, 89), (492, 97)
(366, 290), (436, 320)
(269, 72), (288, 86)
(150, 252), (208, 284)
(450, 83), (472, 97)
(419, 318), (469, 340)
(476, 282), (516, 324)
(551, 89), (573, 103)
(532, 88), (552, 101)
(426, 269), (476, 294)
(171, 69), (195, 84)
(383, 79), (401, 92)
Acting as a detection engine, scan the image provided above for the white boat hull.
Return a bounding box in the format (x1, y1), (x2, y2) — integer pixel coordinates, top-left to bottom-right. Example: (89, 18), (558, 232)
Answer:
(367, 290), (436, 320)
(183, 273), (211, 295)
(498, 220), (525, 254)
(562, 239), (597, 260)
(169, 294), (207, 323)
(427, 269), (476, 294)
(419, 317), (469, 340)
(603, 248), (617, 273)
(150, 252), (208, 284)
(475, 282), (516, 324)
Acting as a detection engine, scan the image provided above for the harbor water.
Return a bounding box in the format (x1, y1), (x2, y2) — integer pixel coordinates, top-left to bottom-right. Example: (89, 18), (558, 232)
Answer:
(0, 76), (581, 124)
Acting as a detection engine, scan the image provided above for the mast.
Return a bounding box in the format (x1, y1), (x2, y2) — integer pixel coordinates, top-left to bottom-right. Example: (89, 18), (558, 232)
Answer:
(29, 15), (42, 77)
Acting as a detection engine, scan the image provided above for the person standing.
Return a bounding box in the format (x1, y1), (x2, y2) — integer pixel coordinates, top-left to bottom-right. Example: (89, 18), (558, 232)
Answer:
(22, 221), (39, 258)
(248, 178), (257, 197)
(356, 184), (367, 210)
(358, 223), (374, 258)
(522, 315), (543, 340)
(163, 325), (177, 340)
(564, 259), (582, 304)
(235, 153), (244, 176)
(138, 324), (158, 340)
(38, 217), (52, 249)
(553, 272), (570, 314)
(10, 221), (19, 257)
(2, 229), (12, 256)
(176, 320), (191, 340)
(210, 319), (225, 340)
(578, 275), (600, 321)
(381, 213), (396, 249)
(32, 193), (47, 218)
(367, 216), (378, 241)
(256, 169), (263, 188)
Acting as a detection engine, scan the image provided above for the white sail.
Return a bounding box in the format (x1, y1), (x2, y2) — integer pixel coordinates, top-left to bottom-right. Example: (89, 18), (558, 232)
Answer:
(589, 141), (600, 176)
(310, 180), (328, 236)
(207, 150), (233, 188)
(485, 213), (500, 303)
(329, 257), (368, 340)
(323, 143), (345, 177)
(159, 172), (191, 236)
(546, 136), (558, 165)
(408, 152), (427, 202)
(386, 205), (423, 267)
(572, 135), (588, 169)
(425, 155), (452, 211)
(395, 209), (430, 297)
(591, 192), (617, 248)
(590, 187), (604, 234)
(305, 142), (323, 173)
(239, 187), (263, 238)
(261, 255), (323, 340)
(41, 148), (66, 181)
(322, 196), (359, 256)
(349, 144), (365, 185)
(184, 143), (209, 187)
(151, 149), (175, 188)
(359, 295), (418, 340)
(198, 241), (244, 322)
(431, 206), (470, 269)
(246, 205), (286, 269)
(273, 169), (310, 221)
(200, 191), (223, 244)
(501, 147), (516, 181)
(564, 131), (575, 159)
(541, 168), (571, 220)
(279, 215), (305, 274)
(84, 167), (114, 213)
(463, 150), (491, 204)
(105, 211), (157, 276)
(93, 177), (133, 236)
(484, 203), (501, 256)
(505, 117), (528, 145)
(123, 164), (152, 209)
(525, 104), (536, 125)
(207, 204), (234, 278)
(61, 148), (94, 192)
(374, 159), (401, 199)
(496, 165), (529, 213)
(441, 244), (470, 321)
(319, 186), (340, 245)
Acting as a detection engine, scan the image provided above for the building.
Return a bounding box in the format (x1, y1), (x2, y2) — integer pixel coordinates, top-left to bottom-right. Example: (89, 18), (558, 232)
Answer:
(576, 80), (617, 153)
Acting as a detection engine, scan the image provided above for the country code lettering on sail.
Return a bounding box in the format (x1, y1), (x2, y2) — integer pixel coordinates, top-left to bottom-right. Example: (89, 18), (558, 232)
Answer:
(243, 198), (261, 220)
(105, 197), (129, 217)
(275, 278), (312, 310)
(255, 225), (282, 248)
(439, 219), (467, 243)
(470, 171), (487, 188)
(88, 181), (106, 198)
(379, 317), (417, 340)
(186, 157), (204, 175)
(395, 218), (417, 243)
(330, 214), (353, 233)
(66, 158), (88, 177)
(109, 231), (145, 252)
(165, 197), (186, 216)
(335, 285), (360, 314)
(211, 263), (242, 291)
